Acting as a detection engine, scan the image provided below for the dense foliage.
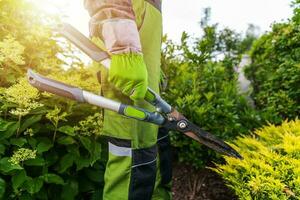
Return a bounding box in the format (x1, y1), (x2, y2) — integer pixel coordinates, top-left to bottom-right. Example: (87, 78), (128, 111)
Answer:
(244, 2), (300, 123)
(0, 79), (105, 199)
(1, 0), (299, 198)
(0, 0), (62, 86)
(0, 0), (106, 199)
(215, 3), (300, 198)
(215, 119), (300, 199)
(161, 25), (260, 168)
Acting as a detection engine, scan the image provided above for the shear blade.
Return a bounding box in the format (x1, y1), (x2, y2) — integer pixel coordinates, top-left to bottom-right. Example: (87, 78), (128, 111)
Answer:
(184, 122), (243, 159)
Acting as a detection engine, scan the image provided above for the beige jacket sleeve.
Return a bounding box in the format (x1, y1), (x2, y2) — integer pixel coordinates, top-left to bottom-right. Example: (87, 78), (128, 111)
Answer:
(84, 0), (142, 54)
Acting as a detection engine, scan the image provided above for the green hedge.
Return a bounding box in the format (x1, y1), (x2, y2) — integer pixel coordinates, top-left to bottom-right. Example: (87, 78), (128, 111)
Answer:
(244, 4), (300, 123)
(215, 119), (300, 199)
(161, 27), (261, 168)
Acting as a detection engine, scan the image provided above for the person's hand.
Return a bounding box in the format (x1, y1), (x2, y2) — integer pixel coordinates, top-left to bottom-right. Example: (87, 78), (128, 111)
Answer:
(109, 54), (148, 101)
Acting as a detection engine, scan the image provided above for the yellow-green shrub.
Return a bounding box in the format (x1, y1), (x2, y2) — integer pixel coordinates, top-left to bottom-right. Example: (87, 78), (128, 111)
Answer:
(215, 120), (300, 200)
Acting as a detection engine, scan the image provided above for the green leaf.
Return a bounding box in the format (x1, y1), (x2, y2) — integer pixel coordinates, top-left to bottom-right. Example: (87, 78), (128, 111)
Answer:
(75, 157), (90, 171)
(20, 115), (42, 133)
(0, 177), (6, 198)
(61, 179), (78, 200)
(204, 92), (214, 101)
(10, 138), (27, 147)
(0, 157), (23, 174)
(0, 122), (20, 140)
(58, 126), (75, 136)
(23, 177), (43, 194)
(58, 154), (74, 173)
(36, 138), (53, 153)
(40, 174), (64, 185)
(12, 170), (27, 191)
(0, 119), (14, 131)
(28, 137), (37, 148)
(79, 136), (92, 154)
(90, 140), (102, 165)
(57, 136), (76, 145)
(67, 145), (80, 158)
(24, 157), (45, 166)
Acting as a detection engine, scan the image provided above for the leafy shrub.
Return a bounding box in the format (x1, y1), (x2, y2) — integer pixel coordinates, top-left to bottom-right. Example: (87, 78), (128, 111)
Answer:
(0, 76), (105, 199)
(161, 25), (261, 168)
(0, 0), (106, 199)
(215, 119), (300, 200)
(0, 0), (87, 86)
(244, 3), (300, 123)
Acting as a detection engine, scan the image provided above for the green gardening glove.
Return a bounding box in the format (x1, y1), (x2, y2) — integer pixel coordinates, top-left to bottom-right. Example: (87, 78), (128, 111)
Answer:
(109, 54), (148, 101)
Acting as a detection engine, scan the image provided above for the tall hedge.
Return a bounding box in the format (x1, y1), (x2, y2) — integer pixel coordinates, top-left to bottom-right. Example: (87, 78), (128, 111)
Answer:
(161, 26), (260, 168)
(217, 3), (300, 198)
(244, 2), (300, 123)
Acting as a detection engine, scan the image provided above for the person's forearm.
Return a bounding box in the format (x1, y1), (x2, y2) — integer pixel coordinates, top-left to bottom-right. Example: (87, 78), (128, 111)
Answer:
(84, 0), (142, 54)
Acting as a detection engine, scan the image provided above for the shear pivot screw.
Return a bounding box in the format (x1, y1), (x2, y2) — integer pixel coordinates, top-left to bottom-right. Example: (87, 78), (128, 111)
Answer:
(178, 121), (187, 129)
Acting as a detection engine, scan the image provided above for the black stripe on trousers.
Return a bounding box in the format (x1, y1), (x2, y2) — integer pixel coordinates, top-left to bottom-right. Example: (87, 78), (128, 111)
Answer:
(129, 145), (157, 200)
(157, 127), (172, 185)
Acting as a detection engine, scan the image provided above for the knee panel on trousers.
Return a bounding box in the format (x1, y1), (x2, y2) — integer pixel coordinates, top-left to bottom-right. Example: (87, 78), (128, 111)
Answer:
(104, 137), (157, 200)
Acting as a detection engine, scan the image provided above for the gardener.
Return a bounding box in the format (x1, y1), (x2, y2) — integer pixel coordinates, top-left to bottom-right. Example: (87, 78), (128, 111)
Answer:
(84, 0), (172, 199)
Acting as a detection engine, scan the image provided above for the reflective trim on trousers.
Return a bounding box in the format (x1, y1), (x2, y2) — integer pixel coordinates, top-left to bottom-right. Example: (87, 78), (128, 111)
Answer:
(108, 142), (132, 157)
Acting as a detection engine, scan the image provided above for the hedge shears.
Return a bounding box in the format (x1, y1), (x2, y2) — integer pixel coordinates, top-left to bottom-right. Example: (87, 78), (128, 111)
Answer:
(27, 23), (242, 159)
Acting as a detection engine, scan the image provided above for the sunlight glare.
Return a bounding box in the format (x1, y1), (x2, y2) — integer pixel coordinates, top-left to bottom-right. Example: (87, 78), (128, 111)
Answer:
(29, 0), (67, 15)
(28, 0), (88, 22)
(28, 0), (91, 66)
(28, 0), (90, 35)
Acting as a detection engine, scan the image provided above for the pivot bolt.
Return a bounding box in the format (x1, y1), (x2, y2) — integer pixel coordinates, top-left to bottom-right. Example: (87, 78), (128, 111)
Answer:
(178, 120), (187, 129)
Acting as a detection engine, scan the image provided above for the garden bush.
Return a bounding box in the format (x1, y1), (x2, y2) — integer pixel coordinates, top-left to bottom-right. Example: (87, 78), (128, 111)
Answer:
(1, 0), (298, 198)
(0, 0), (106, 199)
(161, 24), (261, 168)
(244, 1), (300, 123)
(0, 78), (106, 199)
(215, 119), (300, 200)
